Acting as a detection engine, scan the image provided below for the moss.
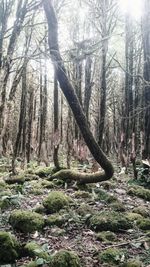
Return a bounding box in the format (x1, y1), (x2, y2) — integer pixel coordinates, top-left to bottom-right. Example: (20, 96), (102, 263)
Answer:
(9, 210), (45, 233)
(128, 186), (150, 201)
(35, 166), (52, 177)
(88, 211), (132, 232)
(0, 231), (19, 263)
(99, 248), (125, 265)
(5, 173), (39, 185)
(41, 180), (55, 189)
(132, 206), (149, 217)
(24, 242), (50, 260)
(49, 250), (81, 267)
(125, 212), (143, 222)
(45, 214), (65, 227)
(77, 203), (93, 216)
(110, 201), (126, 212)
(96, 189), (118, 203)
(96, 231), (116, 242)
(121, 260), (142, 267)
(30, 188), (43, 195)
(34, 205), (46, 214)
(0, 198), (11, 210)
(53, 179), (65, 187)
(0, 189), (12, 197)
(0, 180), (7, 191)
(137, 218), (150, 230)
(43, 191), (70, 214)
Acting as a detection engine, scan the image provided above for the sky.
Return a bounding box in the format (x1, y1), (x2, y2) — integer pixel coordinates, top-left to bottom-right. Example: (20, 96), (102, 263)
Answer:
(118, 0), (143, 20)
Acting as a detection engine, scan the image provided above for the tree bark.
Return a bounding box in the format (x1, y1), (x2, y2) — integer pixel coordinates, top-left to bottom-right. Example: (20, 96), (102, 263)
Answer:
(43, 0), (114, 184)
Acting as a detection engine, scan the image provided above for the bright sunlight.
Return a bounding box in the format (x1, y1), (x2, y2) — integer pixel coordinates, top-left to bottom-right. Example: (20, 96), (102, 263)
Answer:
(119, 0), (143, 19)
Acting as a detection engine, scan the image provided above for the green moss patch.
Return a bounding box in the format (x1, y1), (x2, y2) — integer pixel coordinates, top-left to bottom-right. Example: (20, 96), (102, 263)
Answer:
(125, 212), (143, 222)
(96, 231), (116, 242)
(99, 248), (126, 265)
(5, 173), (39, 184)
(96, 189), (118, 203)
(110, 201), (126, 212)
(128, 186), (150, 201)
(24, 242), (50, 260)
(88, 211), (132, 232)
(49, 250), (81, 267)
(35, 166), (52, 177)
(121, 260), (142, 267)
(41, 180), (55, 189)
(34, 205), (46, 214)
(9, 210), (45, 233)
(45, 214), (65, 227)
(77, 203), (93, 216)
(0, 231), (20, 263)
(132, 206), (149, 217)
(137, 218), (150, 230)
(43, 191), (70, 213)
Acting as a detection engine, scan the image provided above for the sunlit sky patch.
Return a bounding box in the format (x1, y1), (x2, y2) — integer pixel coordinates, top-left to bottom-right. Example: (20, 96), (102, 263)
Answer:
(118, 0), (143, 20)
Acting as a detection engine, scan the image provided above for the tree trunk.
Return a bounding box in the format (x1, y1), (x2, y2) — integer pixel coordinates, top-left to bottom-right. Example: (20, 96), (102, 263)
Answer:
(142, 0), (150, 159)
(53, 71), (60, 169)
(43, 0), (114, 184)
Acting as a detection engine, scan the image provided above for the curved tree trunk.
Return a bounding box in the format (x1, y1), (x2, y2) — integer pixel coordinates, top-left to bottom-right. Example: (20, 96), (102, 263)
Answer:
(43, 0), (114, 184)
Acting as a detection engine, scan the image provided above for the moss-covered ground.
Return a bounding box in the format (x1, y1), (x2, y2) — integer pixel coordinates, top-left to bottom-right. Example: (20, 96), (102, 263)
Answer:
(0, 160), (150, 266)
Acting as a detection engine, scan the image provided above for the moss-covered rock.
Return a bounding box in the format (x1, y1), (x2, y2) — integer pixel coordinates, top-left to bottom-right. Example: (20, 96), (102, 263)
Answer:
(128, 186), (150, 201)
(99, 248), (125, 265)
(121, 260), (142, 267)
(77, 203), (93, 216)
(41, 180), (55, 189)
(0, 231), (19, 263)
(137, 218), (150, 230)
(110, 201), (126, 212)
(96, 189), (118, 203)
(125, 212), (143, 222)
(9, 210), (45, 233)
(34, 205), (46, 214)
(45, 214), (65, 227)
(43, 191), (70, 213)
(35, 166), (52, 177)
(132, 206), (149, 217)
(49, 250), (81, 267)
(96, 231), (116, 242)
(24, 242), (50, 260)
(88, 211), (132, 232)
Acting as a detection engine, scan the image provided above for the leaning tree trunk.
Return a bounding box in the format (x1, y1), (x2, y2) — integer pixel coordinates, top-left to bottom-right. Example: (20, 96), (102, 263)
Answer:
(43, 0), (114, 184)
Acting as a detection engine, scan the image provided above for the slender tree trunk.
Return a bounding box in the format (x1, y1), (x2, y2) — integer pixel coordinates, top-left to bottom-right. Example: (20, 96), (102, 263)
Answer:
(53, 71), (60, 169)
(12, 61), (27, 173)
(142, 0), (150, 159)
(84, 56), (92, 122)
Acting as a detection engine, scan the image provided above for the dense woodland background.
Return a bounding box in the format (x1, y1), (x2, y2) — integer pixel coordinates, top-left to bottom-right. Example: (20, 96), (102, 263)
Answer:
(0, 0), (149, 175)
(0, 1), (150, 267)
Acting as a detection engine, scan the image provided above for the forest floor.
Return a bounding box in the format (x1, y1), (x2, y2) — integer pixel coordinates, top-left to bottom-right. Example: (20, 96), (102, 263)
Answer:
(0, 158), (150, 267)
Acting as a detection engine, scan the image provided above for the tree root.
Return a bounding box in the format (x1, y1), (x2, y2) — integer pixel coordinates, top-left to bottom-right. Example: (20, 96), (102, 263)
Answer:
(49, 169), (112, 184)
